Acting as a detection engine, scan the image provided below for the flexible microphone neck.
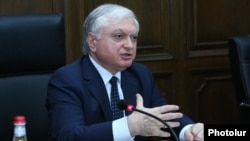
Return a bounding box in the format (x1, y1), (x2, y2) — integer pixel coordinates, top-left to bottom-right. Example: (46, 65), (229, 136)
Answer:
(117, 100), (179, 141)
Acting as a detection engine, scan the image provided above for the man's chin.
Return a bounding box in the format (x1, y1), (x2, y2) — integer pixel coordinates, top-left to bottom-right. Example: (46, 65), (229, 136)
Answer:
(120, 62), (133, 70)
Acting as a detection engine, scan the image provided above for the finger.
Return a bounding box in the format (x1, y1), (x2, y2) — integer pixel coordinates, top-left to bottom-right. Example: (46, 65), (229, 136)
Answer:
(135, 93), (144, 109)
(191, 123), (204, 135)
(193, 127), (204, 140)
(194, 132), (204, 141)
(160, 112), (183, 121)
(151, 129), (171, 137)
(188, 123), (203, 141)
(158, 130), (171, 138)
(184, 130), (194, 141)
(156, 105), (180, 114)
(192, 123), (203, 132)
(164, 121), (181, 128)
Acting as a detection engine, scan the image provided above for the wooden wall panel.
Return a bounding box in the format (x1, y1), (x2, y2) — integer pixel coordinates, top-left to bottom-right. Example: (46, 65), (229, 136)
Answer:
(0, 0), (64, 15)
(182, 0), (250, 124)
(186, 0), (250, 58)
(187, 69), (239, 123)
(1, 0), (250, 140)
(194, 74), (239, 124)
(64, 0), (82, 63)
(154, 72), (175, 104)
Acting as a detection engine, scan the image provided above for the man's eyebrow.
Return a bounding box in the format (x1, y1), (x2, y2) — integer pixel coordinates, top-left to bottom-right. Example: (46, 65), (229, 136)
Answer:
(131, 32), (138, 35)
(112, 29), (124, 33)
(112, 29), (138, 35)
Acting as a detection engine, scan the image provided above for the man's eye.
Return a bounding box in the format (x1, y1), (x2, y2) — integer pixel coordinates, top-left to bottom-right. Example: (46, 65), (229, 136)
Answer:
(131, 35), (138, 41)
(114, 34), (123, 40)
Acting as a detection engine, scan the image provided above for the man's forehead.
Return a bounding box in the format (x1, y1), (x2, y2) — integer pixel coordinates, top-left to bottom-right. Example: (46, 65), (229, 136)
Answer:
(112, 28), (137, 34)
(102, 23), (137, 34)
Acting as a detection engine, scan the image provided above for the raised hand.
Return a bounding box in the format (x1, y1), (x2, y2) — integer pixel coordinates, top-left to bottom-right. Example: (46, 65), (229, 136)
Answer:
(127, 94), (183, 137)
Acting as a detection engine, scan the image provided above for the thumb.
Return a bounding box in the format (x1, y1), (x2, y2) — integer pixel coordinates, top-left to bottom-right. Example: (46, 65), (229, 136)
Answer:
(135, 93), (144, 109)
(184, 129), (194, 141)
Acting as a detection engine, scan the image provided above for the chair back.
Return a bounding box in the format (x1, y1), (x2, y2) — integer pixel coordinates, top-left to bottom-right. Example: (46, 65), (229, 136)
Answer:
(228, 35), (250, 124)
(0, 13), (66, 141)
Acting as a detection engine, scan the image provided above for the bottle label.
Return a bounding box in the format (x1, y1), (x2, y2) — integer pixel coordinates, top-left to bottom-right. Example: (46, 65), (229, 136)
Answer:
(14, 126), (26, 137)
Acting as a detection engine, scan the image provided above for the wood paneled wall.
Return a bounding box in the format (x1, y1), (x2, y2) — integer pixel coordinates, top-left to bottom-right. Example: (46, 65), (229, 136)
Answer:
(1, 0), (250, 138)
(182, 0), (250, 124)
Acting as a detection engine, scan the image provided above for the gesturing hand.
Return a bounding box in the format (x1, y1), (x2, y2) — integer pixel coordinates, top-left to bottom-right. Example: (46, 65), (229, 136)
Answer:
(184, 123), (204, 141)
(127, 94), (183, 137)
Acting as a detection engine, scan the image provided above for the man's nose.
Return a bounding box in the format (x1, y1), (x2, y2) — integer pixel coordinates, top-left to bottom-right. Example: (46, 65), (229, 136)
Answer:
(123, 37), (134, 48)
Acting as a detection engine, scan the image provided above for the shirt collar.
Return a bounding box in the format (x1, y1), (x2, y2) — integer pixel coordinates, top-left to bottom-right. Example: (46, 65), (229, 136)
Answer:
(89, 55), (121, 85)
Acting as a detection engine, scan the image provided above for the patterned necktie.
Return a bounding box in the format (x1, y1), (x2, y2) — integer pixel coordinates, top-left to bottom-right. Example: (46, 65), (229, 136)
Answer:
(110, 76), (123, 120)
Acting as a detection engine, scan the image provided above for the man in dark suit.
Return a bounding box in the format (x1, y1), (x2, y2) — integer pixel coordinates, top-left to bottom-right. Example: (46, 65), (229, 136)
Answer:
(46, 3), (204, 141)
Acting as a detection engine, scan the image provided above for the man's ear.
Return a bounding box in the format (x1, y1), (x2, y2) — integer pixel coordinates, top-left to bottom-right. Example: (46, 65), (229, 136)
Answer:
(87, 32), (97, 52)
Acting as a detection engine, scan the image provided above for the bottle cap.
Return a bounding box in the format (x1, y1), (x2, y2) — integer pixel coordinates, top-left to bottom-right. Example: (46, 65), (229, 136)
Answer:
(13, 115), (26, 124)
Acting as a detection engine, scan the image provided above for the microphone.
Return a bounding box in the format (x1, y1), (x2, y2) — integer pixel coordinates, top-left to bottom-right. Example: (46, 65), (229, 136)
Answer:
(117, 100), (179, 141)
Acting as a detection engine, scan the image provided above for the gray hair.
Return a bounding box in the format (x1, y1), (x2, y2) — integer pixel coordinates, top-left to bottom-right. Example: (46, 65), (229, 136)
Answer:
(82, 3), (140, 55)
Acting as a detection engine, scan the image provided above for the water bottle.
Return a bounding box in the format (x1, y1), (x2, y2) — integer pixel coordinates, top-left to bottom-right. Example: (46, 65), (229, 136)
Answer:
(12, 115), (27, 141)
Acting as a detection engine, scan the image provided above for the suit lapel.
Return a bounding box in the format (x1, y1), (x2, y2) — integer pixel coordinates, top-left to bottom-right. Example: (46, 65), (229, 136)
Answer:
(121, 71), (138, 116)
(82, 56), (112, 121)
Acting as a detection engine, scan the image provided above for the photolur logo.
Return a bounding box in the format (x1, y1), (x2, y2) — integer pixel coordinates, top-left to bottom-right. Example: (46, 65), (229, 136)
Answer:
(204, 124), (250, 140)
(208, 129), (247, 137)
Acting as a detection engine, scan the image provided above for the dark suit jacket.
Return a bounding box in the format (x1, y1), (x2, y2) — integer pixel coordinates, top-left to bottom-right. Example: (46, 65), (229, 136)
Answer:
(46, 55), (194, 141)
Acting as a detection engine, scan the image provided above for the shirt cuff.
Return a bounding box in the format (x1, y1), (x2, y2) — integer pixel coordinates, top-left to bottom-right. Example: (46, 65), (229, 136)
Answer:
(112, 116), (134, 141)
(179, 124), (193, 141)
